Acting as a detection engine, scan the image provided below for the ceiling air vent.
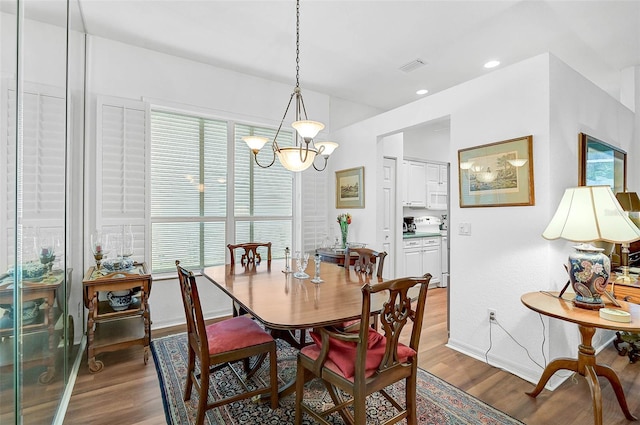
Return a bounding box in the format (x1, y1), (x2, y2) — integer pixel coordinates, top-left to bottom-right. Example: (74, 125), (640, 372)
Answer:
(399, 58), (427, 73)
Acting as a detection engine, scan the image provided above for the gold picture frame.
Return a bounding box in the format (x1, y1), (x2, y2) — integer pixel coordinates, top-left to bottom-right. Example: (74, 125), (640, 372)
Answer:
(335, 166), (365, 209)
(458, 135), (534, 208)
(578, 133), (626, 194)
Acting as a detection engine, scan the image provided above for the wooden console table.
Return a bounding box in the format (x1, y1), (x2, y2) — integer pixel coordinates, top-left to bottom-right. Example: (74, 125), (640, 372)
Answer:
(521, 291), (640, 425)
(82, 263), (152, 373)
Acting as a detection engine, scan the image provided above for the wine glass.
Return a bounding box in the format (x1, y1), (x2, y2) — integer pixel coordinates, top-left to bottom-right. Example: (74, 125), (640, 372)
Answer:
(294, 251), (310, 279)
(38, 234), (56, 275)
(122, 225), (134, 259)
(91, 230), (109, 270)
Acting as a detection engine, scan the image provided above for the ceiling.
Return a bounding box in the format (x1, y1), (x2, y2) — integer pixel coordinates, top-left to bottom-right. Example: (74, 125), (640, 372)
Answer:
(16, 0), (640, 112)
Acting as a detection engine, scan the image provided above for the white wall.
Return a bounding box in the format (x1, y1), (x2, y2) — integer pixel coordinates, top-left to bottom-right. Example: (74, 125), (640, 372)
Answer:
(330, 52), (637, 389)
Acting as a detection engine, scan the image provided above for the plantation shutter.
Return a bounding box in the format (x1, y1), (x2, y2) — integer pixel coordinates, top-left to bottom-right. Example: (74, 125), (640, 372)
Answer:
(95, 96), (147, 263)
(3, 83), (66, 266)
(302, 170), (329, 252)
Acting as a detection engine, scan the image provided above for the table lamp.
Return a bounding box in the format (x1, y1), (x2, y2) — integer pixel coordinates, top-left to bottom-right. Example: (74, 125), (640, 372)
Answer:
(614, 191), (640, 283)
(542, 186), (640, 309)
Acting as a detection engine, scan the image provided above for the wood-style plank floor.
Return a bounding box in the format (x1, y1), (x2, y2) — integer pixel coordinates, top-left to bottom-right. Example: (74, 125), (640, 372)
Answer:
(64, 288), (640, 425)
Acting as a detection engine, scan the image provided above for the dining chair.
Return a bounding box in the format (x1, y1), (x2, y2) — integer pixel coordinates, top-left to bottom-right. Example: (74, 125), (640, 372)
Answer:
(295, 273), (432, 425)
(227, 242), (272, 268)
(175, 261), (278, 425)
(344, 247), (387, 279)
(227, 242), (272, 316)
(344, 247), (388, 330)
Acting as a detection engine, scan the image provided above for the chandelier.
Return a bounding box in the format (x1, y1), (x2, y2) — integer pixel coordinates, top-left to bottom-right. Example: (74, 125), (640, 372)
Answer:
(242, 0), (338, 172)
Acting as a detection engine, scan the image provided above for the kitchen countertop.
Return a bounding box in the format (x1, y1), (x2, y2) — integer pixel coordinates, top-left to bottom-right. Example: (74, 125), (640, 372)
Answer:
(403, 232), (442, 239)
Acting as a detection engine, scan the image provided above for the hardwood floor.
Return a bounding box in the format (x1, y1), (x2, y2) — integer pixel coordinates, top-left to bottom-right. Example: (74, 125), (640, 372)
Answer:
(64, 288), (640, 424)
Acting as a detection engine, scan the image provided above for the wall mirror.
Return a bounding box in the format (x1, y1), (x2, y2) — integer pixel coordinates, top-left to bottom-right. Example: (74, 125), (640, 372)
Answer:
(578, 133), (627, 194)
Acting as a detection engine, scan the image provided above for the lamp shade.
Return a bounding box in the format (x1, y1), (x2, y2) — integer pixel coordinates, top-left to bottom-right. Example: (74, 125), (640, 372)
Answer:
(314, 141), (339, 157)
(542, 186), (640, 244)
(291, 120), (324, 139)
(276, 146), (317, 172)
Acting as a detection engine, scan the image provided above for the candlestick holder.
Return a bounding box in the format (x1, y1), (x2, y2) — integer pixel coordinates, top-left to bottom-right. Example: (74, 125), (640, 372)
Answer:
(311, 253), (323, 283)
(282, 247), (292, 274)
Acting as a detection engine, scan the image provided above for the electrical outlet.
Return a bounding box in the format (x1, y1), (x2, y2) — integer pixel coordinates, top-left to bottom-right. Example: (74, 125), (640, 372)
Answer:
(488, 308), (497, 322)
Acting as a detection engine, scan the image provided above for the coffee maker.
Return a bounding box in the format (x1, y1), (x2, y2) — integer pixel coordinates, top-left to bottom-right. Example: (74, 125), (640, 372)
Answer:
(403, 216), (416, 233)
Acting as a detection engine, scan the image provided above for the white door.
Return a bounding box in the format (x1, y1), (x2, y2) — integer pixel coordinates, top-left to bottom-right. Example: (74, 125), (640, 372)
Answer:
(379, 157), (396, 279)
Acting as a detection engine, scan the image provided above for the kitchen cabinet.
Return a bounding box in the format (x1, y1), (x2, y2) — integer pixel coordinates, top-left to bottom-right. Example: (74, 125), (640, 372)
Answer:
(403, 237), (441, 286)
(402, 160), (427, 207)
(426, 162), (448, 210)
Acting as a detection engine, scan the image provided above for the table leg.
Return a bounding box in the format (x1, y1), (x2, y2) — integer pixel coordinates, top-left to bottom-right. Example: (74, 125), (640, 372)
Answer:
(592, 363), (637, 421)
(527, 324), (636, 424)
(526, 357), (578, 397)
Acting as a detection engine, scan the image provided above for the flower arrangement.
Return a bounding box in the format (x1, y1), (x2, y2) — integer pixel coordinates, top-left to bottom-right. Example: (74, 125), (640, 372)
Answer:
(337, 213), (352, 225)
(337, 213), (351, 248)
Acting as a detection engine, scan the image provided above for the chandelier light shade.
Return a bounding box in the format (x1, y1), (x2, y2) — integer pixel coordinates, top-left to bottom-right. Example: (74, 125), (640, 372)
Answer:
(542, 185), (640, 309)
(241, 0), (337, 172)
(291, 120), (324, 139)
(276, 147), (317, 172)
(315, 141), (339, 157)
(244, 136), (269, 152)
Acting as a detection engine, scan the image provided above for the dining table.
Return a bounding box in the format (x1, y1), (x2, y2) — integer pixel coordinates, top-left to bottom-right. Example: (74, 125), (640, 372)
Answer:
(201, 258), (385, 397)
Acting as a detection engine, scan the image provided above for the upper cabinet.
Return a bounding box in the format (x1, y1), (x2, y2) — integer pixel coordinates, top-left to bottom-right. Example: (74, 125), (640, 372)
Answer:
(403, 160), (448, 210)
(426, 162), (448, 210)
(402, 160), (427, 207)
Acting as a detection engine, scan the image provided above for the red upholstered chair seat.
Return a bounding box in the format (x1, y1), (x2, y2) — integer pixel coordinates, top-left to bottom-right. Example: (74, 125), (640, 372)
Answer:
(206, 316), (273, 355)
(306, 328), (416, 379)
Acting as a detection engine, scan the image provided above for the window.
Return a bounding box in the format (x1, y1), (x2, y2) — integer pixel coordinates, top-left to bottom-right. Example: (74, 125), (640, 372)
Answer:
(150, 110), (293, 274)
(234, 124), (293, 260)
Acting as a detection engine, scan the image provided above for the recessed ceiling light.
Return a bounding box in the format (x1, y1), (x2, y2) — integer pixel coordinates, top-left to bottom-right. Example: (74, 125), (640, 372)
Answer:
(416, 89), (429, 95)
(484, 60), (500, 69)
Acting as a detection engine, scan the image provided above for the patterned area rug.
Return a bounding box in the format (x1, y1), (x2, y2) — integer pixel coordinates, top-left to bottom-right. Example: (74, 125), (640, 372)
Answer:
(152, 333), (523, 425)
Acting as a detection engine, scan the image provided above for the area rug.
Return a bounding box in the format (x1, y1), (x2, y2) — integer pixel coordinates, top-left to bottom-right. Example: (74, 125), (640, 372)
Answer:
(152, 333), (524, 425)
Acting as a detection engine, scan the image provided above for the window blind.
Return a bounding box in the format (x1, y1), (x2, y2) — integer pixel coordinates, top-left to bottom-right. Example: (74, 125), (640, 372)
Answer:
(150, 110), (227, 273)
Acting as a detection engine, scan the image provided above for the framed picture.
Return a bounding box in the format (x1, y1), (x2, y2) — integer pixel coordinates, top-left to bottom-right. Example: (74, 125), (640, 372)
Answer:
(458, 135), (534, 208)
(578, 133), (626, 194)
(335, 166), (365, 208)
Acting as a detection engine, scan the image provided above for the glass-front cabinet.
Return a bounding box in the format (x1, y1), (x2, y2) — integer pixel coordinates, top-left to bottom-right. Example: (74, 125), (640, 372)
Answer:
(1, 1), (85, 423)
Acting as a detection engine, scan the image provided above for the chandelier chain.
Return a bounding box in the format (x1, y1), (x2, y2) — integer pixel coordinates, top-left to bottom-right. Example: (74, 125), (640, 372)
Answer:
(295, 0), (300, 88)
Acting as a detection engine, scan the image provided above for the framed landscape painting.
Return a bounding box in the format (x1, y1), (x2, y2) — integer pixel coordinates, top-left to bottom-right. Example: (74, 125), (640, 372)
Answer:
(458, 135), (534, 208)
(336, 166), (365, 208)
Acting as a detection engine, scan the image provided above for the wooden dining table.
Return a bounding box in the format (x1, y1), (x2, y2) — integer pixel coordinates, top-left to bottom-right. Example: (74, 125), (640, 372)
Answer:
(201, 259), (385, 397)
(202, 259), (385, 332)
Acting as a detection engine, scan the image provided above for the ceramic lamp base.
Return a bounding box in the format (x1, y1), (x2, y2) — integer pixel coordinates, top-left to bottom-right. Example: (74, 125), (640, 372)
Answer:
(568, 243), (611, 310)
